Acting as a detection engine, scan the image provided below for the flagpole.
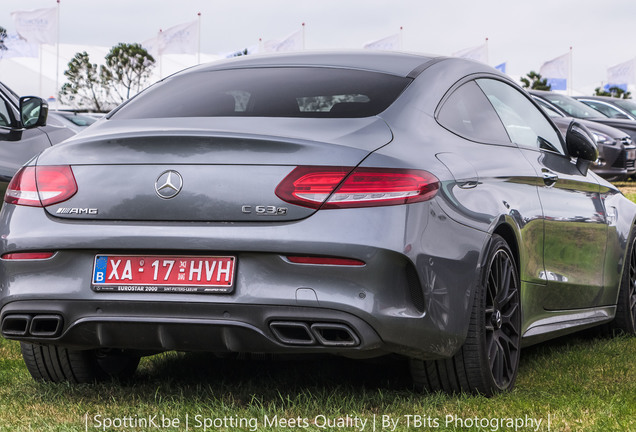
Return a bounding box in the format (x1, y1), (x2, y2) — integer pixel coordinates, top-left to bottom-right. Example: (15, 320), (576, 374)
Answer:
(197, 12), (201, 64)
(399, 27), (403, 50)
(302, 23), (305, 50)
(632, 58), (636, 94)
(568, 46), (573, 96)
(158, 29), (163, 79)
(38, 44), (43, 96)
(485, 37), (489, 65)
(55, 0), (60, 105)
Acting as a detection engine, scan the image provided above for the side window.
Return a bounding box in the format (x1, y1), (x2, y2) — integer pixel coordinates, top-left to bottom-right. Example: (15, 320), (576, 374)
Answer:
(437, 81), (510, 144)
(0, 98), (13, 128)
(584, 101), (622, 119)
(534, 99), (563, 118)
(476, 79), (565, 154)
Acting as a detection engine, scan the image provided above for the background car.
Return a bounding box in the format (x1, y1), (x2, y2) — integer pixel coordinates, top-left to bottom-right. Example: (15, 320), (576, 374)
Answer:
(46, 110), (99, 132)
(1, 53), (635, 397)
(0, 82), (76, 199)
(530, 90), (636, 144)
(575, 95), (636, 121)
(534, 97), (636, 180)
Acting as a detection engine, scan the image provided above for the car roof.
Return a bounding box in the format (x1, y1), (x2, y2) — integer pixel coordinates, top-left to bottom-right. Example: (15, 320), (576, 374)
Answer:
(528, 90), (552, 96)
(185, 50), (440, 78)
(575, 95), (624, 102)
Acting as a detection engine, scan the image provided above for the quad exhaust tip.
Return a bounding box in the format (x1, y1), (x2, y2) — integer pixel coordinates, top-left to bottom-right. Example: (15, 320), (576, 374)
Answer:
(269, 321), (360, 347)
(1, 314), (31, 337)
(310, 323), (360, 347)
(270, 321), (316, 345)
(30, 315), (64, 337)
(1, 314), (63, 338)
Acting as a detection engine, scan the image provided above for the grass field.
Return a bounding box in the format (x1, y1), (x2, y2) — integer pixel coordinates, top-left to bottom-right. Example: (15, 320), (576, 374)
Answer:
(613, 181), (636, 202)
(1, 184), (635, 432)
(0, 334), (635, 432)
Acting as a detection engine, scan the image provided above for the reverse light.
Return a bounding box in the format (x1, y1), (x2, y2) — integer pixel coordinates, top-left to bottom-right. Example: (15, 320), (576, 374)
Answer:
(286, 256), (365, 266)
(275, 166), (439, 209)
(1, 252), (55, 260)
(4, 165), (77, 207)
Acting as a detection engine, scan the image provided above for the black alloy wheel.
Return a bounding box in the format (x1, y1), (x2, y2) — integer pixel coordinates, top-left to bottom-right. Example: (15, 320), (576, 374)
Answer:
(484, 247), (521, 390)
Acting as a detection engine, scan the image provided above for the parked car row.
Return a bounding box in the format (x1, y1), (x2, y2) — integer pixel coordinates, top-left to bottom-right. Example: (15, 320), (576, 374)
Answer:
(575, 95), (636, 121)
(530, 90), (636, 180)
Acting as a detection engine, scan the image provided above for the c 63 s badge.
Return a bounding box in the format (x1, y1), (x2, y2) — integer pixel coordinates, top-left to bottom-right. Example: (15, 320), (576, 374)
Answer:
(56, 207), (99, 215)
(242, 205), (287, 216)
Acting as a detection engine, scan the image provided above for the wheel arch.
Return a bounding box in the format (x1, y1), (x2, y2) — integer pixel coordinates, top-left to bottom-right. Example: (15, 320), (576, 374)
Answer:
(492, 222), (520, 274)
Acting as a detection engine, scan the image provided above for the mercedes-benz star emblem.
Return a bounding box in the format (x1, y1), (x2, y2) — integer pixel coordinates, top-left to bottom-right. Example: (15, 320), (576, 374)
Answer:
(155, 170), (183, 199)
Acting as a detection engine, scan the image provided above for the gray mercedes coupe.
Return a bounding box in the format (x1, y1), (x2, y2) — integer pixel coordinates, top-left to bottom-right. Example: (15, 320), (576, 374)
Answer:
(1, 51), (635, 396)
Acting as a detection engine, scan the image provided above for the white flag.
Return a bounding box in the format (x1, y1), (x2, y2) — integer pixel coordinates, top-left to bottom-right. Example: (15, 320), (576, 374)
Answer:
(453, 43), (488, 64)
(11, 7), (57, 45)
(607, 59), (636, 86)
(363, 33), (399, 51)
(158, 20), (198, 55)
(262, 29), (302, 53)
(142, 36), (160, 58)
(0, 33), (38, 59)
(539, 52), (570, 90)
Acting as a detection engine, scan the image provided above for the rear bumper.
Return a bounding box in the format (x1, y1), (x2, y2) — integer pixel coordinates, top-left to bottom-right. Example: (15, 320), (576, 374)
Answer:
(0, 202), (488, 360)
(1, 300), (385, 357)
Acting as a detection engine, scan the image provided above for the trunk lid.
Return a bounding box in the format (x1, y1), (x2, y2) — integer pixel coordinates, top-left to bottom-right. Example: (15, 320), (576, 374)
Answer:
(37, 117), (393, 222)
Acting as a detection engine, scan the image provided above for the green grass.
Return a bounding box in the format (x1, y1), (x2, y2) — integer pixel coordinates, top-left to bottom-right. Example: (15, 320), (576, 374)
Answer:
(614, 181), (636, 203)
(0, 335), (634, 431)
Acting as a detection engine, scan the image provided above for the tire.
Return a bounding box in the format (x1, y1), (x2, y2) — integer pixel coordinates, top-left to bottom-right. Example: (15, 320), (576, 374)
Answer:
(410, 234), (521, 396)
(610, 230), (636, 335)
(20, 343), (140, 383)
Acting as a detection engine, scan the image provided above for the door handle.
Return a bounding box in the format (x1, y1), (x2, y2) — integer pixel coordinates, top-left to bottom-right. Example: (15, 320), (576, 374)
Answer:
(542, 170), (559, 186)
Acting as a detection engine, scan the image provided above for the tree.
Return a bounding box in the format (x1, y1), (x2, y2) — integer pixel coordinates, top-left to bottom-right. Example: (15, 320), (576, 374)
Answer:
(59, 43), (156, 111)
(232, 48), (249, 57)
(594, 86), (631, 99)
(100, 43), (155, 104)
(0, 26), (7, 53)
(520, 71), (552, 91)
(58, 52), (111, 111)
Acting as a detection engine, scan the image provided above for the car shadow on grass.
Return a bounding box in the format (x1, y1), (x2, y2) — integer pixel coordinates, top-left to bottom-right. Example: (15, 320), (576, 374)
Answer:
(125, 329), (612, 400)
(131, 352), (415, 400)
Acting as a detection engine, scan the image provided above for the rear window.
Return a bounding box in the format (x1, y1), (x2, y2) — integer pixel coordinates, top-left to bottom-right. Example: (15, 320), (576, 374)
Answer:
(112, 67), (411, 119)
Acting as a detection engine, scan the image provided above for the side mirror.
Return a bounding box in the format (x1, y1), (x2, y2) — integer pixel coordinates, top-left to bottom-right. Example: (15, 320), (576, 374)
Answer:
(565, 120), (598, 176)
(19, 96), (48, 128)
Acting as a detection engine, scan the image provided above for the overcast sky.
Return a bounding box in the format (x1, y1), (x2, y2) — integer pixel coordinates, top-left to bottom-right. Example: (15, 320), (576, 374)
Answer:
(2, 0), (636, 93)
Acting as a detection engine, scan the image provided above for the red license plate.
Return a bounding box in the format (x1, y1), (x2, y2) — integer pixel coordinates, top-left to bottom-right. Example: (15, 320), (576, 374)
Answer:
(92, 255), (235, 293)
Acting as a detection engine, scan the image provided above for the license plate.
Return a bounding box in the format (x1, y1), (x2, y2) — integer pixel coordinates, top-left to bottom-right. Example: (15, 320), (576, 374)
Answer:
(92, 255), (236, 294)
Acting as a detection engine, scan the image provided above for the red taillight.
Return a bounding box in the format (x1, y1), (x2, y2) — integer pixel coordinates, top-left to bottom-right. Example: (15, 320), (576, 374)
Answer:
(1, 252), (55, 260)
(275, 166), (439, 209)
(286, 256), (365, 266)
(4, 165), (77, 207)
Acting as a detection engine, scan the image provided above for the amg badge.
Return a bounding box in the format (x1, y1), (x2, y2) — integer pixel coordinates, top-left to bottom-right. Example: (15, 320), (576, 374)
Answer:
(56, 208), (99, 215)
